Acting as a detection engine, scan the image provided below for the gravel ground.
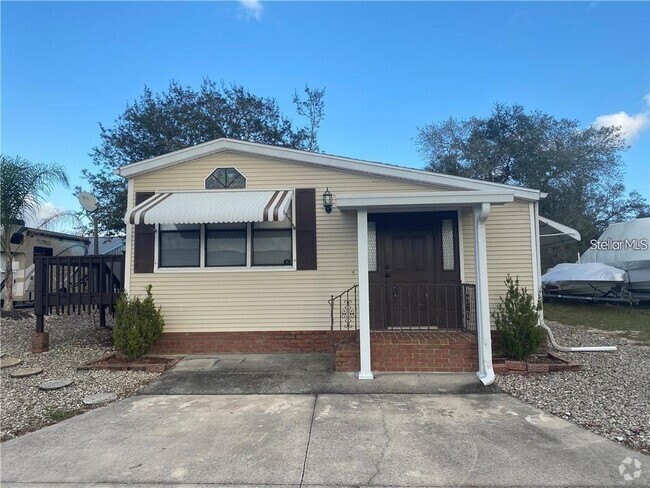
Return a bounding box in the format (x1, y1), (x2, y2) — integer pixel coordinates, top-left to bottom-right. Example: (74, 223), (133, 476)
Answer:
(1, 310), (160, 441)
(496, 321), (650, 455)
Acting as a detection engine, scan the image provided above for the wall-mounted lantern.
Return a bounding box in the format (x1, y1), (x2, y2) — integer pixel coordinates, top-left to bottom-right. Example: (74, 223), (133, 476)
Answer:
(322, 188), (333, 214)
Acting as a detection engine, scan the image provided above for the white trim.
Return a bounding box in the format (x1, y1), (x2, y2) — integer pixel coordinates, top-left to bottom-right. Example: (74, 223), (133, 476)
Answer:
(246, 222), (253, 269)
(457, 208), (465, 282)
(473, 203), (495, 386)
(154, 266), (296, 274)
(357, 208), (373, 380)
(336, 191), (514, 210)
(116, 138), (542, 202)
(124, 179), (134, 295)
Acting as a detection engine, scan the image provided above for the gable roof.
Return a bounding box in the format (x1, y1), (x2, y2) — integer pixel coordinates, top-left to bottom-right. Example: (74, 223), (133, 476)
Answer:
(115, 138), (543, 202)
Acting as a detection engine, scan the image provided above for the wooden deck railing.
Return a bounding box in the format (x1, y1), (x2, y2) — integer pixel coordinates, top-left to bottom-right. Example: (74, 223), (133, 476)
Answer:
(34, 255), (125, 331)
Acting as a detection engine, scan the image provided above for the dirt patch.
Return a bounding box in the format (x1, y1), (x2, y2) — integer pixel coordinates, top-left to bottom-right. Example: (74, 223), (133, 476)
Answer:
(0, 309), (34, 321)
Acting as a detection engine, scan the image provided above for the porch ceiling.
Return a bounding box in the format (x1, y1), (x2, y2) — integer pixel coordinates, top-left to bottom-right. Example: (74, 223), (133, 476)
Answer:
(336, 190), (514, 211)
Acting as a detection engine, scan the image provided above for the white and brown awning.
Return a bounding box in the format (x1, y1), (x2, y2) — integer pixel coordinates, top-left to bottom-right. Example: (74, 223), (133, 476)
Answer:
(124, 190), (293, 225)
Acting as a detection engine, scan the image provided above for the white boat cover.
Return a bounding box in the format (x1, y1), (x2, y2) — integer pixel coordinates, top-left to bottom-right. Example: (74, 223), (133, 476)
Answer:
(542, 263), (626, 285)
(580, 218), (650, 270)
(124, 190), (293, 225)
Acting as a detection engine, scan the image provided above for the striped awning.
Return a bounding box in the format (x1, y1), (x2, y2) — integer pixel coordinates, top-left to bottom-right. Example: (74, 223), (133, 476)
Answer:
(124, 190), (293, 225)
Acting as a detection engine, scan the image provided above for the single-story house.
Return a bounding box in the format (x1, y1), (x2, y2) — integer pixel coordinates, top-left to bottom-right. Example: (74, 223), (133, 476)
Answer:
(117, 138), (555, 385)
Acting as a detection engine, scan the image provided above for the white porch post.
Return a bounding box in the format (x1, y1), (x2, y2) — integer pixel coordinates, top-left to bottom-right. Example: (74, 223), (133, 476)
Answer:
(124, 179), (134, 295)
(357, 208), (373, 380)
(473, 203), (495, 386)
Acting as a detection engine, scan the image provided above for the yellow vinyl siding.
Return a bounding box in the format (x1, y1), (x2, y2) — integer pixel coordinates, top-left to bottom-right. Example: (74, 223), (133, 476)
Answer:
(461, 201), (534, 327)
(130, 152), (438, 332)
(128, 151), (535, 332)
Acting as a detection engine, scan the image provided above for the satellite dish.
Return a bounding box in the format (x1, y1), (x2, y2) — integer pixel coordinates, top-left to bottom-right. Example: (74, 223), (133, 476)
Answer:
(78, 192), (98, 213)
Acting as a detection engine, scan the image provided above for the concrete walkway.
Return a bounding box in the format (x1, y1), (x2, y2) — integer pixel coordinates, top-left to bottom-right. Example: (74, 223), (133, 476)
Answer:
(141, 353), (499, 395)
(2, 393), (648, 487)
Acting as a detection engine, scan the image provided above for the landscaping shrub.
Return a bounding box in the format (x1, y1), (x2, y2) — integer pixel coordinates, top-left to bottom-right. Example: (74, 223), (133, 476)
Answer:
(492, 274), (544, 360)
(113, 285), (164, 360)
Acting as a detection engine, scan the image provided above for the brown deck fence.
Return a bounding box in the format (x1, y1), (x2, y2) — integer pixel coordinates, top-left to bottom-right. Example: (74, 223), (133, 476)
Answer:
(34, 255), (125, 331)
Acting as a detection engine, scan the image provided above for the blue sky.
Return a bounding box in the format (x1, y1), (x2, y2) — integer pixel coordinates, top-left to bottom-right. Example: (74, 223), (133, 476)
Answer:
(2, 1), (649, 221)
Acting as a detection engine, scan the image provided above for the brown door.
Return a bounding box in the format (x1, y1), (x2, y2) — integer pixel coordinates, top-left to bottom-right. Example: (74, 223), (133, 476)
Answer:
(369, 212), (461, 330)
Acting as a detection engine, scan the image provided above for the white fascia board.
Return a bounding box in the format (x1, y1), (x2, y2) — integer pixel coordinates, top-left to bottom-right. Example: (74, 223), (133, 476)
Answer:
(336, 191), (515, 210)
(114, 138), (542, 201)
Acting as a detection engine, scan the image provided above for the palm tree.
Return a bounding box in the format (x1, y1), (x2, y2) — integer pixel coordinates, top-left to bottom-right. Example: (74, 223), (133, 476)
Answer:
(1, 155), (69, 311)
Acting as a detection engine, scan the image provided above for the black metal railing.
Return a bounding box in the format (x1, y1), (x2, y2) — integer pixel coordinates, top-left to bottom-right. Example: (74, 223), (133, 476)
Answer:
(329, 282), (476, 334)
(329, 284), (359, 332)
(461, 283), (477, 333)
(329, 285), (359, 358)
(34, 255), (125, 331)
(370, 283), (477, 332)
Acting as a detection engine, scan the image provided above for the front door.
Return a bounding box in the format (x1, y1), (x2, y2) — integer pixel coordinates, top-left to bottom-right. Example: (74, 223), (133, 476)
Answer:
(369, 212), (461, 330)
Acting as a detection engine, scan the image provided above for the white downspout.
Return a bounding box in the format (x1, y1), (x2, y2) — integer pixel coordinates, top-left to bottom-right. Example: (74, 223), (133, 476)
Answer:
(473, 203), (495, 386)
(540, 320), (617, 352)
(533, 204), (616, 352)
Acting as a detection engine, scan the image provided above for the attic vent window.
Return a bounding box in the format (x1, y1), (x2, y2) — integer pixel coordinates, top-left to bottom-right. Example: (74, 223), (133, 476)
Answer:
(205, 167), (246, 189)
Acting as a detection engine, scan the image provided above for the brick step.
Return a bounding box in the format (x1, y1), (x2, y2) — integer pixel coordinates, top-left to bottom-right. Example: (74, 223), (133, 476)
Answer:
(335, 331), (479, 373)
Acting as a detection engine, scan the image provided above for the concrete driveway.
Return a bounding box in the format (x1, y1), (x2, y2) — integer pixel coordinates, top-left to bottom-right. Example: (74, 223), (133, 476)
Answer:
(2, 393), (648, 487)
(140, 353), (497, 395)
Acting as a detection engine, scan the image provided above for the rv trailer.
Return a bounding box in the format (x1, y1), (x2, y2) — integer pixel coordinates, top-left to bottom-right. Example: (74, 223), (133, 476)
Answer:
(1, 227), (90, 306)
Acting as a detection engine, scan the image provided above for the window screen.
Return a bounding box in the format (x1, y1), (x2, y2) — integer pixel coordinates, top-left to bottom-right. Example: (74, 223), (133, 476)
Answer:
(206, 224), (247, 267)
(252, 220), (292, 266)
(159, 224), (200, 268)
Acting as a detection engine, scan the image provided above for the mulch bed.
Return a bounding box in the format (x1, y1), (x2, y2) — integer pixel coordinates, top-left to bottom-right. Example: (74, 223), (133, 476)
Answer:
(78, 354), (179, 373)
(493, 352), (581, 374)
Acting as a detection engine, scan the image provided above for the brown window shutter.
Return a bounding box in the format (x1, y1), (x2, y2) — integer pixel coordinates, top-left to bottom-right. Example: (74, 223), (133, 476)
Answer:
(295, 188), (317, 270)
(133, 192), (155, 273)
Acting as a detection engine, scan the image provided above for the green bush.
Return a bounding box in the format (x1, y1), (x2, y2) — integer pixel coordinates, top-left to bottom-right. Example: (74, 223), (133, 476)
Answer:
(113, 285), (165, 360)
(492, 274), (544, 360)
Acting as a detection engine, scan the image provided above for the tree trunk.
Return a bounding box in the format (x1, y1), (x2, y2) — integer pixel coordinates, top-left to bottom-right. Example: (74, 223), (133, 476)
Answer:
(3, 253), (14, 311)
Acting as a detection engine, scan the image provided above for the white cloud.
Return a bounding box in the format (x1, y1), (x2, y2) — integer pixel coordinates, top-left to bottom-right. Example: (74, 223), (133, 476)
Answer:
(24, 201), (78, 233)
(23, 201), (57, 228)
(239, 0), (263, 21)
(593, 94), (650, 144)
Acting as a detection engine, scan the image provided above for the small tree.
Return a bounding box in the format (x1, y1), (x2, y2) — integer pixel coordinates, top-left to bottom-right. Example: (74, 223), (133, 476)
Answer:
(492, 274), (544, 360)
(113, 285), (165, 360)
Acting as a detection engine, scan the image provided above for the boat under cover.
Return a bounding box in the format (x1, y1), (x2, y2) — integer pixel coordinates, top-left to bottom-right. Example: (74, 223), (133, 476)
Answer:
(542, 263), (627, 297)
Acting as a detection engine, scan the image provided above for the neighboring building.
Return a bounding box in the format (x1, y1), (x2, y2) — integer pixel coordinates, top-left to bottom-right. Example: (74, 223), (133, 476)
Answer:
(1, 228), (90, 305)
(117, 138), (548, 385)
(88, 236), (126, 255)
